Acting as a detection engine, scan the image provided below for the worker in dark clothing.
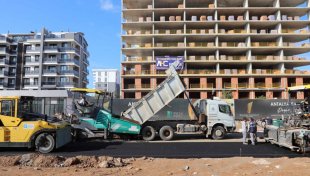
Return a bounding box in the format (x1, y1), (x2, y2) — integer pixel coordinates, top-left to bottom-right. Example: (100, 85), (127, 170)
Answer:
(249, 118), (257, 145)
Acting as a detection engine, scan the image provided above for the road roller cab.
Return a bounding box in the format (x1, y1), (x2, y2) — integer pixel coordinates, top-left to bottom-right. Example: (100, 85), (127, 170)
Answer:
(0, 96), (71, 153)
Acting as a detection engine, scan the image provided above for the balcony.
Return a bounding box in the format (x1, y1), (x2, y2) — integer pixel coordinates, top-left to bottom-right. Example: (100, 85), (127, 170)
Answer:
(23, 82), (39, 87)
(43, 70), (58, 75)
(187, 69), (216, 74)
(0, 36), (7, 42)
(252, 69), (281, 74)
(8, 72), (16, 77)
(42, 82), (57, 88)
(58, 58), (79, 65)
(26, 47), (41, 53)
(44, 46), (59, 52)
(0, 70), (8, 76)
(24, 70), (40, 76)
(124, 70), (135, 75)
(238, 83), (249, 89)
(57, 82), (78, 88)
(43, 58), (58, 64)
(58, 47), (80, 55)
(255, 83), (266, 89)
(0, 82), (7, 88)
(59, 70), (79, 76)
(0, 48), (7, 54)
(25, 59), (40, 65)
(0, 59), (9, 65)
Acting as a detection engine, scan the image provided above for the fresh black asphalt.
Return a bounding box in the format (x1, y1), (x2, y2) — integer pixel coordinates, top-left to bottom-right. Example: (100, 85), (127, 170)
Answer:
(0, 134), (308, 158)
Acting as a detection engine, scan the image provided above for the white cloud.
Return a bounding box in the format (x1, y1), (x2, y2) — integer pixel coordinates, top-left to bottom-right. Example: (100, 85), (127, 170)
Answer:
(100, 0), (114, 11)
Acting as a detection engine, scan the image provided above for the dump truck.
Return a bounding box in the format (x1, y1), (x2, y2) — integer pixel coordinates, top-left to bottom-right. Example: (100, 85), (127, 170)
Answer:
(264, 85), (310, 153)
(0, 96), (72, 153)
(68, 61), (235, 141)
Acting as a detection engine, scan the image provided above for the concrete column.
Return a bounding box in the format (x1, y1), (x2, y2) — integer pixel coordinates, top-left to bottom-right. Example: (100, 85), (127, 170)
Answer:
(296, 77), (303, 86)
(250, 91), (255, 99)
(297, 91), (304, 100)
(135, 92), (142, 99)
(183, 77), (189, 99)
(265, 77), (273, 88)
(135, 78), (141, 89)
(231, 77), (238, 89)
(150, 64), (156, 75)
(151, 78), (157, 88)
(135, 64), (141, 75)
(232, 91), (238, 99)
(201, 92), (208, 99)
(216, 77), (222, 89)
(266, 91), (273, 99)
(249, 77), (254, 88)
(200, 77), (207, 88)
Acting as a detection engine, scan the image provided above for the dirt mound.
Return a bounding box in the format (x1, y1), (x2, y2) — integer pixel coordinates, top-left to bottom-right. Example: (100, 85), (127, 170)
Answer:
(4, 154), (130, 168)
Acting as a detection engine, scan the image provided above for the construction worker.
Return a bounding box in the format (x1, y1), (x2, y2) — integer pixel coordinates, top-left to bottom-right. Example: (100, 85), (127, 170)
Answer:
(249, 118), (257, 145)
(241, 117), (248, 145)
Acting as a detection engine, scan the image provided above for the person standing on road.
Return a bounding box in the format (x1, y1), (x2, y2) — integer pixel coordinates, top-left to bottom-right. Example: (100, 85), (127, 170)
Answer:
(241, 117), (248, 145)
(249, 118), (257, 145)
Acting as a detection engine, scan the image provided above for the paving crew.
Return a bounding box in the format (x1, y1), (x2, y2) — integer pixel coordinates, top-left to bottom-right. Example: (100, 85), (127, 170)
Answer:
(241, 117), (248, 145)
(249, 118), (257, 145)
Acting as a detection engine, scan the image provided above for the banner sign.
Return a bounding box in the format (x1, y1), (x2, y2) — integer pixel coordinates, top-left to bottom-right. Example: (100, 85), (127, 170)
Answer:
(234, 99), (300, 119)
(156, 56), (184, 70)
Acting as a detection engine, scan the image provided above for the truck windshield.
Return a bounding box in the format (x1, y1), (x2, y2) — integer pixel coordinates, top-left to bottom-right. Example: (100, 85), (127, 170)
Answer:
(219, 104), (231, 114)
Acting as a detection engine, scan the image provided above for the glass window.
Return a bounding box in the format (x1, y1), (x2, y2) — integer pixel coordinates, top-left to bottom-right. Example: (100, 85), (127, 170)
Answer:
(219, 105), (231, 114)
(0, 100), (15, 117)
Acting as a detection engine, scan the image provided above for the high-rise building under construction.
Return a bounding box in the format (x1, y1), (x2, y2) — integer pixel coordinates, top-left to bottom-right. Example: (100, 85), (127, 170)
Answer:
(121, 0), (310, 99)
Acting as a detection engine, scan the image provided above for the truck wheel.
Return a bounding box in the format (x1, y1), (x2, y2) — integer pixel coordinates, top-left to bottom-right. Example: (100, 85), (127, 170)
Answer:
(212, 126), (226, 140)
(159, 126), (174, 141)
(35, 133), (55, 153)
(141, 126), (156, 141)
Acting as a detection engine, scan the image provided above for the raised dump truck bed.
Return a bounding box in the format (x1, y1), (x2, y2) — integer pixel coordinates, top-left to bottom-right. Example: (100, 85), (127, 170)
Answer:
(122, 61), (185, 125)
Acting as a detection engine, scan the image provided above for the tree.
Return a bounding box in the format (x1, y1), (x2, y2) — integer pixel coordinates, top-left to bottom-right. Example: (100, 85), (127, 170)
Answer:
(222, 90), (233, 99)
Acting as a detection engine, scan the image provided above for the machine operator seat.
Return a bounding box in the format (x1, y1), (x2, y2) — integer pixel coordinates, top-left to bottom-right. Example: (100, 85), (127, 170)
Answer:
(74, 100), (94, 116)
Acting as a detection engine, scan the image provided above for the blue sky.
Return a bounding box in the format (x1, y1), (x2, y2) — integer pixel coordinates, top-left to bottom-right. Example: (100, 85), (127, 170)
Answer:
(0, 0), (121, 88)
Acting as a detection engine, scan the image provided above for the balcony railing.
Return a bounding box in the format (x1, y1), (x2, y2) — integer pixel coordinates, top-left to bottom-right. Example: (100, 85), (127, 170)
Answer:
(0, 59), (9, 65)
(0, 70), (8, 76)
(43, 58), (58, 63)
(238, 83), (249, 88)
(0, 82), (8, 87)
(57, 82), (78, 87)
(43, 70), (58, 74)
(58, 58), (79, 65)
(124, 70), (135, 75)
(24, 82), (39, 86)
(59, 70), (79, 76)
(26, 47), (41, 51)
(42, 82), (57, 86)
(189, 84), (201, 89)
(255, 83), (266, 88)
(25, 70), (40, 75)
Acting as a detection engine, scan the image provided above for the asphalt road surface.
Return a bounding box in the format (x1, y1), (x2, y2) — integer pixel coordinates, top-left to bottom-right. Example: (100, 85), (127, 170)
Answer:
(0, 133), (308, 158)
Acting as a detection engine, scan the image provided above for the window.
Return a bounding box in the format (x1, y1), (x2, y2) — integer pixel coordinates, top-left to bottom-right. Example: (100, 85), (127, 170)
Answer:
(61, 54), (68, 59)
(219, 105), (231, 114)
(0, 100), (15, 117)
(60, 77), (68, 82)
(60, 66), (68, 71)
(98, 72), (101, 76)
(35, 55), (40, 60)
(34, 78), (38, 84)
(105, 72), (107, 76)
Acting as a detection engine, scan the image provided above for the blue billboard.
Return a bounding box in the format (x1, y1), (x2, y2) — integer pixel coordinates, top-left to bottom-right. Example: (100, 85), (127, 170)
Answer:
(156, 56), (184, 70)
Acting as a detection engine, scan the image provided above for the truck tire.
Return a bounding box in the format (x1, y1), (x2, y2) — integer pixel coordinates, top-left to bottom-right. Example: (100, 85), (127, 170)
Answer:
(141, 126), (156, 141)
(159, 126), (174, 141)
(35, 133), (55, 153)
(212, 126), (226, 140)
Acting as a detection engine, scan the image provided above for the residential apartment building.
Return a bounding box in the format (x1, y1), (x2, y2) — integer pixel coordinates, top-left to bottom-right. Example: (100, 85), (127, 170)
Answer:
(0, 28), (89, 90)
(121, 0), (310, 99)
(92, 69), (120, 94)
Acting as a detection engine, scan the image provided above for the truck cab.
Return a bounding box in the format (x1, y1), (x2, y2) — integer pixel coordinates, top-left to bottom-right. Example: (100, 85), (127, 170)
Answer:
(194, 98), (235, 139)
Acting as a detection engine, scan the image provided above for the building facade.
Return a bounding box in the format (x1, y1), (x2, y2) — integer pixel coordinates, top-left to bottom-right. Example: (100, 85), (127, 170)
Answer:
(0, 28), (89, 90)
(92, 69), (120, 94)
(121, 0), (310, 99)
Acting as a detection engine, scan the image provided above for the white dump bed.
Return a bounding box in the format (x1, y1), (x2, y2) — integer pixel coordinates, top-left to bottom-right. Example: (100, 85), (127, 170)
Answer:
(122, 61), (185, 124)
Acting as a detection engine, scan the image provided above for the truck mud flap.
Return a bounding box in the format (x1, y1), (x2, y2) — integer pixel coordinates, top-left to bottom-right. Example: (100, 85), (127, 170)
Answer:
(56, 126), (72, 149)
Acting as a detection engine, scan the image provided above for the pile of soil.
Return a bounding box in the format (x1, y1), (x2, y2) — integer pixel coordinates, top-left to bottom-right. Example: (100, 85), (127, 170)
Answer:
(3, 154), (129, 168)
